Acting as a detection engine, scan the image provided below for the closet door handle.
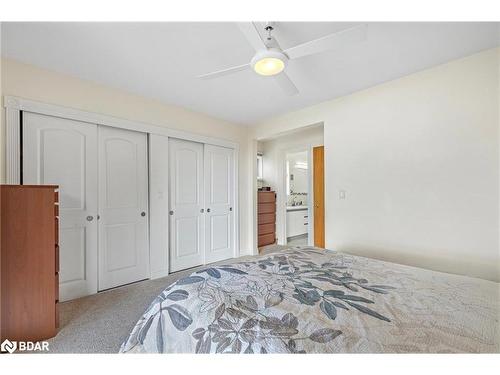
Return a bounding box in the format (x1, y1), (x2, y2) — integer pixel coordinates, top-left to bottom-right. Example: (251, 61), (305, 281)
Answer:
(141, 211), (146, 217)
(86, 215), (94, 222)
(207, 208), (211, 213)
(200, 208), (204, 213)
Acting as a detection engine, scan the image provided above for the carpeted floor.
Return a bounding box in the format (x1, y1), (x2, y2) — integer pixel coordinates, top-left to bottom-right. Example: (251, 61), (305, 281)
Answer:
(47, 267), (199, 353)
(46, 249), (282, 353)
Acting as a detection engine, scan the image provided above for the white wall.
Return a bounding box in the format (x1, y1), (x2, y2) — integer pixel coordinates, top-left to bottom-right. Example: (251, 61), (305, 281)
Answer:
(252, 48), (500, 282)
(259, 125), (324, 244)
(0, 58), (253, 256)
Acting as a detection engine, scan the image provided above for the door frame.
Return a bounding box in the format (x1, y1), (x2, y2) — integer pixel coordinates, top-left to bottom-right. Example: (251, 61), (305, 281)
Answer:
(4, 95), (240, 280)
(278, 145), (315, 246)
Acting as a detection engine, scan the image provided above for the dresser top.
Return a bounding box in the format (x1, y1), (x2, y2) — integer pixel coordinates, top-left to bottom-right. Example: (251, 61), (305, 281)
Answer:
(1, 184), (59, 189)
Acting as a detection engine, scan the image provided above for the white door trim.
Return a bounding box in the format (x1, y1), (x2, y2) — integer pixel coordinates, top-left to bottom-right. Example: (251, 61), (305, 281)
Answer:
(5, 95), (239, 181)
(4, 95), (240, 280)
(278, 143), (321, 246)
(4, 96), (239, 152)
(5, 106), (21, 184)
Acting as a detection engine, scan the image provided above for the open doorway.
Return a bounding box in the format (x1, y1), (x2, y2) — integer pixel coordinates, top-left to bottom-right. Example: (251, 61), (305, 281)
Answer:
(256, 124), (324, 254)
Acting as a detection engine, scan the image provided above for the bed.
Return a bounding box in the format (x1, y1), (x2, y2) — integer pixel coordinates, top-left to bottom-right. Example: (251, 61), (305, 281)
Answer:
(120, 247), (499, 353)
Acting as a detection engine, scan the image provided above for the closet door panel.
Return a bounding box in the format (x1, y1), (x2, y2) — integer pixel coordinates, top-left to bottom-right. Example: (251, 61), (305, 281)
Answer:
(22, 112), (98, 301)
(98, 126), (149, 291)
(169, 138), (204, 272)
(204, 145), (234, 263)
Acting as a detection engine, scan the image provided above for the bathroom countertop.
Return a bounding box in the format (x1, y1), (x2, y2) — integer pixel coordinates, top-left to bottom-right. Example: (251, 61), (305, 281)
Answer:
(286, 206), (308, 212)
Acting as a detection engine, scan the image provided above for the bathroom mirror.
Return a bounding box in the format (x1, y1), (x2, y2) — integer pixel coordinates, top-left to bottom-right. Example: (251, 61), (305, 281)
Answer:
(286, 150), (308, 207)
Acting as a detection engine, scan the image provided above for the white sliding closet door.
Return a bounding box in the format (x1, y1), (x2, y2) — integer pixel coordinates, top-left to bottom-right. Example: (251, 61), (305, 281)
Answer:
(98, 126), (149, 291)
(169, 138), (205, 272)
(23, 112), (98, 301)
(204, 145), (235, 263)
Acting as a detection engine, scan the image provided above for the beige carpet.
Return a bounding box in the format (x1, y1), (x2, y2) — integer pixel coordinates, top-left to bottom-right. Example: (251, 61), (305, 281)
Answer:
(46, 249), (282, 353)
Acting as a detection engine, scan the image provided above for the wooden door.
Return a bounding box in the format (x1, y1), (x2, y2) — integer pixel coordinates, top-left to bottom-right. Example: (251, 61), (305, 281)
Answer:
(169, 138), (205, 272)
(23, 112), (98, 301)
(313, 146), (325, 248)
(204, 144), (235, 263)
(97, 126), (149, 291)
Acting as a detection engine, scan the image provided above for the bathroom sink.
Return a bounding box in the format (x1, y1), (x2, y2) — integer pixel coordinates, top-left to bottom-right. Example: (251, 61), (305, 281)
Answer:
(286, 205), (308, 211)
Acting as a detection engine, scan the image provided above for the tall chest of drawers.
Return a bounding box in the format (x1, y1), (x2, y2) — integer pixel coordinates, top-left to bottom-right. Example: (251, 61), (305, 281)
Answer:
(257, 191), (276, 248)
(1, 185), (60, 342)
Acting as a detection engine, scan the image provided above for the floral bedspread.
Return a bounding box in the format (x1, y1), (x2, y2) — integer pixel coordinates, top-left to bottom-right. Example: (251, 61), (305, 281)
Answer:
(120, 247), (499, 353)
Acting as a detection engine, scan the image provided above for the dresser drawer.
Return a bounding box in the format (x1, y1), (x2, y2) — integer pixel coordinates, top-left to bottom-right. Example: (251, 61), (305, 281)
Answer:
(55, 217), (59, 245)
(258, 213), (275, 225)
(258, 233), (275, 247)
(258, 192), (276, 203)
(55, 245), (60, 273)
(258, 202), (276, 214)
(55, 302), (59, 329)
(258, 223), (275, 236)
(55, 273), (59, 302)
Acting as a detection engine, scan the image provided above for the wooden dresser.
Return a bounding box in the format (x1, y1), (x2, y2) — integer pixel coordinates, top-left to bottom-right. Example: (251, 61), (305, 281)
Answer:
(257, 191), (276, 247)
(1, 185), (60, 341)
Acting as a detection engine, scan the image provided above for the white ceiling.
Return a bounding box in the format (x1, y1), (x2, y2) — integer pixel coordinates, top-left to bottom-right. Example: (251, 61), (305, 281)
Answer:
(1, 22), (499, 125)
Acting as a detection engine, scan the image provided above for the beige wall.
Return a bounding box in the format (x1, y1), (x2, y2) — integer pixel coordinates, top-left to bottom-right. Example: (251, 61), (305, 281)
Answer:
(0, 57), (253, 254)
(252, 48), (500, 282)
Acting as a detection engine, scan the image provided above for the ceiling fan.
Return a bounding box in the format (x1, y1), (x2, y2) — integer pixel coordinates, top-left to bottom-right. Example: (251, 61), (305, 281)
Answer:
(198, 22), (367, 96)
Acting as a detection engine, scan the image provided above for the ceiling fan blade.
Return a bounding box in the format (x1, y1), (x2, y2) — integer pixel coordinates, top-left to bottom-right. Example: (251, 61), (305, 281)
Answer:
(237, 22), (268, 51)
(198, 63), (250, 79)
(274, 72), (299, 96)
(284, 24), (367, 60)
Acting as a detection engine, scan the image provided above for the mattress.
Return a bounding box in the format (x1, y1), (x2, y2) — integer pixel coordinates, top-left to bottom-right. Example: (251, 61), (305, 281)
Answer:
(120, 247), (499, 353)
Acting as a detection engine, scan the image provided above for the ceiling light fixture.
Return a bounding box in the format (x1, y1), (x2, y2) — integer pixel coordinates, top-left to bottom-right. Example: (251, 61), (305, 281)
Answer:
(251, 49), (287, 76)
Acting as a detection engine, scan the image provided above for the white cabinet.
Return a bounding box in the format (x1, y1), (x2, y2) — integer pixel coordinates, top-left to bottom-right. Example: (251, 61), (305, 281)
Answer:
(286, 208), (308, 237)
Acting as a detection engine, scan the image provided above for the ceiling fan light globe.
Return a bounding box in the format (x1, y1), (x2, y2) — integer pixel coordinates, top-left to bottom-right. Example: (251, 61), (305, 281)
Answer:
(254, 58), (285, 76)
(251, 49), (288, 76)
